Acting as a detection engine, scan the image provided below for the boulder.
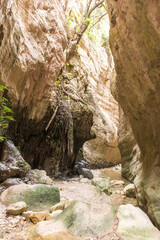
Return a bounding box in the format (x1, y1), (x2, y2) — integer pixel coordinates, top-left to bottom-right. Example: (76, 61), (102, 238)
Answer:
(91, 178), (112, 195)
(0, 140), (30, 182)
(0, 184), (60, 211)
(28, 201), (116, 238)
(25, 169), (52, 185)
(6, 201), (28, 215)
(77, 168), (93, 180)
(117, 204), (160, 240)
(123, 184), (136, 198)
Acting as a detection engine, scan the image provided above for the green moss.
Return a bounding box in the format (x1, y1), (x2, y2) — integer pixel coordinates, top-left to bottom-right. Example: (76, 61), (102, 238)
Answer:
(6, 184), (60, 211)
(91, 178), (112, 195)
(54, 200), (116, 237)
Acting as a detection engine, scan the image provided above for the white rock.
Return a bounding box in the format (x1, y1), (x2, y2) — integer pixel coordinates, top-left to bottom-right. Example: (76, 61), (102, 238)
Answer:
(117, 204), (160, 240)
(123, 184), (136, 198)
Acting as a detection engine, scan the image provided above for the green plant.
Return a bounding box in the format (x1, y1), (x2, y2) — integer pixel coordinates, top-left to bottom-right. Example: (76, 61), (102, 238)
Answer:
(0, 85), (14, 142)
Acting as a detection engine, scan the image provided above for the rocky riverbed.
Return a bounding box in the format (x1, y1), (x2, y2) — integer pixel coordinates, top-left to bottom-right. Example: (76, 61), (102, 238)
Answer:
(0, 166), (145, 240)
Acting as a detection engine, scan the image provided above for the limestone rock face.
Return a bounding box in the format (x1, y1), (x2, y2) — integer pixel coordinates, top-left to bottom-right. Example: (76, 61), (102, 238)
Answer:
(118, 109), (140, 182)
(79, 38), (120, 168)
(107, 0), (160, 228)
(0, 0), (67, 119)
(0, 0), (120, 173)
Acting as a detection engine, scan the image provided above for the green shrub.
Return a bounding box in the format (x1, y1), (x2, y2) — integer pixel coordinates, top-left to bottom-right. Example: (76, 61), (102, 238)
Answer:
(0, 85), (14, 142)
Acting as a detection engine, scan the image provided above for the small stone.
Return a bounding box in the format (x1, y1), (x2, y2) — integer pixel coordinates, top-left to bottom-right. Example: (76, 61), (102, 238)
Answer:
(6, 202), (28, 215)
(0, 231), (4, 238)
(50, 202), (65, 213)
(116, 190), (121, 194)
(78, 168), (93, 179)
(80, 178), (90, 183)
(123, 184), (136, 198)
(110, 180), (125, 185)
(23, 211), (51, 223)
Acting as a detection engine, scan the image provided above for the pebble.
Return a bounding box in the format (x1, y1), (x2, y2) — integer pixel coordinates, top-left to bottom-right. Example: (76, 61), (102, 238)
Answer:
(116, 190), (121, 194)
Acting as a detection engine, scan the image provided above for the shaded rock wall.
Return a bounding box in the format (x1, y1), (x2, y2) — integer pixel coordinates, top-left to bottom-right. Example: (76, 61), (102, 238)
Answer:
(107, 0), (160, 228)
(118, 108), (140, 182)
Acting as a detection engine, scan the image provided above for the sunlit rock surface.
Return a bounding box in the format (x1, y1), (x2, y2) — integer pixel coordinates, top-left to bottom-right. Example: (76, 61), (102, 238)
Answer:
(107, 0), (160, 228)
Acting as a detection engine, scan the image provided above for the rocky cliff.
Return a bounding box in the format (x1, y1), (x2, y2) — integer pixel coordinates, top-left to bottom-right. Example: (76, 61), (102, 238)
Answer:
(0, 0), (120, 179)
(107, 0), (160, 228)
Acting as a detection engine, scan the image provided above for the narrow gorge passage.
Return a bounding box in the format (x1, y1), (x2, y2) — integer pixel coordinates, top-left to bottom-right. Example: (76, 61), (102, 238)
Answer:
(0, 0), (160, 240)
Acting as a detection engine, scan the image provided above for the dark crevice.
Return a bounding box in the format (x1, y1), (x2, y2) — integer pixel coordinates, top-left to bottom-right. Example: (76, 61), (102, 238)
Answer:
(0, 25), (4, 47)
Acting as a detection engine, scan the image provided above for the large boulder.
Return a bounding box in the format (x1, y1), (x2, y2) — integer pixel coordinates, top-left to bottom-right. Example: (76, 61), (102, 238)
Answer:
(117, 204), (160, 240)
(0, 140), (30, 182)
(28, 200), (116, 238)
(0, 184), (60, 211)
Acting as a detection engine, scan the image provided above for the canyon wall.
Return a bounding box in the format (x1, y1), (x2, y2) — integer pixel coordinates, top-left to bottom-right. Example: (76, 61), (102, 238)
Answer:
(107, 0), (160, 228)
(0, 0), (120, 179)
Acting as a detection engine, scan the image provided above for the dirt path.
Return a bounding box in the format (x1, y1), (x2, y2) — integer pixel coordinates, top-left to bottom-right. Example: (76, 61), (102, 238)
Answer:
(0, 166), (137, 240)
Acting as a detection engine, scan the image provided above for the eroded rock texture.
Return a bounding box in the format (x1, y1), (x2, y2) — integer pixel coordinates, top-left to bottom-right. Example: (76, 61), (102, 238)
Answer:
(107, 0), (160, 228)
(118, 108), (140, 183)
(0, 0), (119, 176)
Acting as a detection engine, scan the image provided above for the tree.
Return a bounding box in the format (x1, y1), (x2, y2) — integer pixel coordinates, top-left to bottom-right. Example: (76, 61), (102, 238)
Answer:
(66, 0), (106, 61)
(59, 0), (107, 100)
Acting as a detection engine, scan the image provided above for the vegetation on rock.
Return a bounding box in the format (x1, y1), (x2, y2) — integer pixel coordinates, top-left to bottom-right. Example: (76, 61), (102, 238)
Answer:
(0, 85), (14, 142)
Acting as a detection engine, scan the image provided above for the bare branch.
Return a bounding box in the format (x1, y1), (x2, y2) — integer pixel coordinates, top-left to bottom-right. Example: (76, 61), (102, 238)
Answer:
(88, 0), (104, 18)
(62, 87), (88, 106)
(45, 106), (58, 131)
(89, 12), (107, 30)
(86, 0), (93, 15)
